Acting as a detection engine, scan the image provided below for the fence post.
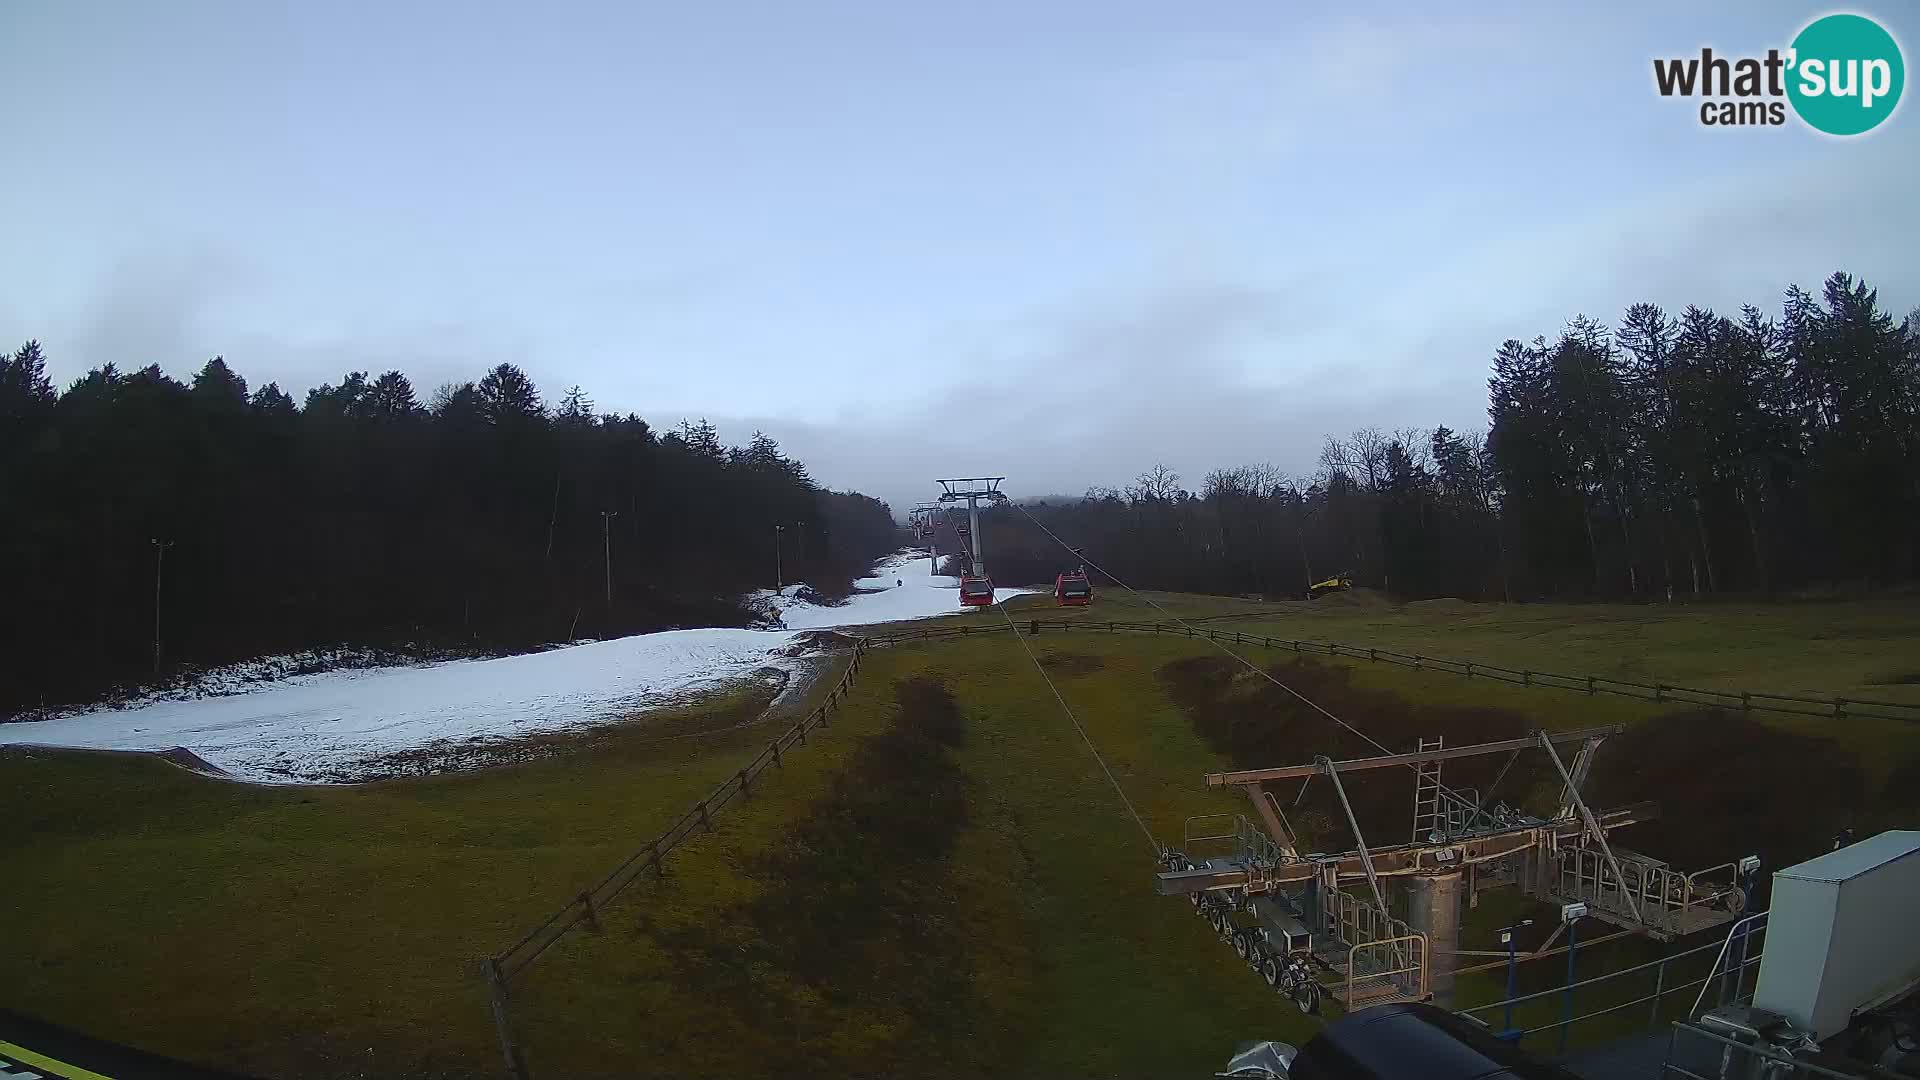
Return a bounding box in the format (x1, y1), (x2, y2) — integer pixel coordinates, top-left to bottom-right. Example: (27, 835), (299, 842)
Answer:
(1415, 655), (1423, 671)
(484, 958), (533, 1080)
(1835, 697), (1847, 720)
(1369, 648), (1377, 662)
(738, 767), (752, 799)
(1030, 619), (1039, 636)
(1741, 691), (1751, 713)
(1523, 671), (1532, 687)
(578, 891), (601, 933)
(1586, 675), (1595, 695)
(649, 841), (665, 878)
(1655, 684), (1665, 702)
(1465, 662), (1474, 679)
(697, 800), (711, 832)
(771, 743), (783, 769)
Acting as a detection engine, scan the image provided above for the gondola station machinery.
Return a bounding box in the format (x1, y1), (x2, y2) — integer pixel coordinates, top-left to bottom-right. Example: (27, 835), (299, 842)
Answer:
(1157, 728), (1761, 1016)
(936, 477), (1006, 608)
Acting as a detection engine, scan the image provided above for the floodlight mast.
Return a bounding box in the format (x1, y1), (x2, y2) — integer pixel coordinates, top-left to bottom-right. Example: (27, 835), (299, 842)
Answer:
(935, 477), (1007, 579)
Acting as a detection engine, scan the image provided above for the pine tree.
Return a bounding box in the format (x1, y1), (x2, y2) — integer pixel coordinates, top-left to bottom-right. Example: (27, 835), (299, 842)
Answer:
(477, 363), (544, 425)
(556, 385), (596, 427)
(0, 340), (56, 421)
(191, 356), (250, 411)
(367, 371), (422, 419)
(250, 383), (297, 415)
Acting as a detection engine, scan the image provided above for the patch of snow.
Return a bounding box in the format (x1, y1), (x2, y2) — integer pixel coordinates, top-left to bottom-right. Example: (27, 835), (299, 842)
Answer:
(748, 549), (1033, 629)
(3, 629), (809, 784)
(32, 645), (470, 719)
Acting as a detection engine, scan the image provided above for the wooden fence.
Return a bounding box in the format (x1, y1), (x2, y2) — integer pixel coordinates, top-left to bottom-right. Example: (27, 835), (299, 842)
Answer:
(865, 618), (1920, 724)
(482, 637), (870, 1077)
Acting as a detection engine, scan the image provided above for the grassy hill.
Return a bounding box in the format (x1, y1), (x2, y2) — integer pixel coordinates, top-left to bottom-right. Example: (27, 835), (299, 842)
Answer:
(4, 593), (1918, 1078)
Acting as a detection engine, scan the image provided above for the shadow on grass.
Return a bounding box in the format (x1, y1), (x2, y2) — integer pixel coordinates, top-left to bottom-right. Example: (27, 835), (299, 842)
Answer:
(647, 676), (995, 1078)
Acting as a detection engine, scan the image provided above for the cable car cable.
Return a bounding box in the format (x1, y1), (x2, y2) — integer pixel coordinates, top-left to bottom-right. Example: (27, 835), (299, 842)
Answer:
(1009, 501), (1460, 780)
(994, 599), (1162, 859)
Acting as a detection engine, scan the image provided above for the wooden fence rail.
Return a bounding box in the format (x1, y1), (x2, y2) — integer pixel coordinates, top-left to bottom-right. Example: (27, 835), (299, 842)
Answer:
(482, 638), (871, 1078)
(867, 618), (1920, 725)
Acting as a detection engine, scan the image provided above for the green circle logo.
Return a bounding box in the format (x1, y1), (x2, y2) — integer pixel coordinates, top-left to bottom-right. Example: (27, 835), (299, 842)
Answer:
(1787, 13), (1904, 135)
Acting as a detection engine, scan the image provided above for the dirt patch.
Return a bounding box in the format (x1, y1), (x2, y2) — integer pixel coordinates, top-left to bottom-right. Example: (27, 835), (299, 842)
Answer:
(1872, 669), (1920, 686)
(648, 676), (995, 1076)
(1306, 588), (1391, 611)
(1038, 651), (1105, 676)
(1405, 597), (1474, 613)
(1586, 712), (1867, 883)
(1161, 656), (1874, 876)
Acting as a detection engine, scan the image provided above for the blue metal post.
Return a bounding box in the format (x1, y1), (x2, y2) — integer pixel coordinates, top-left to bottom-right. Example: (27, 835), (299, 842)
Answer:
(1559, 918), (1580, 1055)
(1503, 933), (1519, 1033)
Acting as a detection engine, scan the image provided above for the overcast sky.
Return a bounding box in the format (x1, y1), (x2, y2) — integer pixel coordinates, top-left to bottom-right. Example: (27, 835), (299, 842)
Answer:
(4, 2), (1916, 512)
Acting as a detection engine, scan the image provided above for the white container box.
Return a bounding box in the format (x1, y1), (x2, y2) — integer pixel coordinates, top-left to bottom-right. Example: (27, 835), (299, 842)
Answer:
(1752, 830), (1920, 1040)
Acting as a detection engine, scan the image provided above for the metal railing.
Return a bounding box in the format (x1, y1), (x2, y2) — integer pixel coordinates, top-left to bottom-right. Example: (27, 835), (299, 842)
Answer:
(1330, 885), (1412, 949)
(867, 618), (1920, 725)
(1179, 813), (1291, 869)
(1690, 912), (1769, 1019)
(1662, 1020), (1869, 1080)
(481, 638), (872, 1078)
(1345, 933), (1429, 1009)
(1457, 911), (1768, 1052)
(1556, 846), (1748, 936)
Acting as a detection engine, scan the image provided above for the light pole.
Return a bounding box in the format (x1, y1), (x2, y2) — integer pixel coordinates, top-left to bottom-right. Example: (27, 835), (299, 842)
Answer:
(1497, 918), (1534, 1040)
(600, 511), (618, 611)
(774, 524), (784, 591)
(151, 538), (173, 673)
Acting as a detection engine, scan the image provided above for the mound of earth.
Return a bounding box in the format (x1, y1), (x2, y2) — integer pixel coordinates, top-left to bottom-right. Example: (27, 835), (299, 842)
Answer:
(1405, 597), (1474, 613)
(1308, 588), (1391, 610)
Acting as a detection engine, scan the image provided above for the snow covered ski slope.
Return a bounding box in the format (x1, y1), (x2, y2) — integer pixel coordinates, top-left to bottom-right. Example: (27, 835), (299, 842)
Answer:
(3, 550), (1027, 783)
(750, 549), (1029, 629)
(3, 629), (805, 783)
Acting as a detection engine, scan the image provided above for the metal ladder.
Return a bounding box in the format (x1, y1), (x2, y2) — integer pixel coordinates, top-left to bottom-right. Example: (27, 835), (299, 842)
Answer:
(1411, 736), (1445, 842)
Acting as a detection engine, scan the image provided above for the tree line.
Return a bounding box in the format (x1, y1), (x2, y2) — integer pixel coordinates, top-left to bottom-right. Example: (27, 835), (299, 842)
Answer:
(0, 350), (897, 716)
(969, 272), (1919, 601)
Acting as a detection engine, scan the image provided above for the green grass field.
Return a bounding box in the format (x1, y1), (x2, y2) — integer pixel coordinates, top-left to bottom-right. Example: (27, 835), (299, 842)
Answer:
(4, 594), (1919, 1078)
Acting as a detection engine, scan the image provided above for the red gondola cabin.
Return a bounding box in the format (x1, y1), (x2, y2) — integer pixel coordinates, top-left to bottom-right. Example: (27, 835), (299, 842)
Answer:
(958, 575), (995, 607)
(1055, 570), (1093, 606)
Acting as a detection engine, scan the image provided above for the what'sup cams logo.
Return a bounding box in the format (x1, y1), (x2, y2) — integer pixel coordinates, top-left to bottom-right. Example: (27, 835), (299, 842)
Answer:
(1654, 12), (1904, 134)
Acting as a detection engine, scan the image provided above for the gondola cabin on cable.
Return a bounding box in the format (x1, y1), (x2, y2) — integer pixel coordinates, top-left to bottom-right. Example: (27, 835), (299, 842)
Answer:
(1055, 570), (1093, 606)
(958, 575), (995, 607)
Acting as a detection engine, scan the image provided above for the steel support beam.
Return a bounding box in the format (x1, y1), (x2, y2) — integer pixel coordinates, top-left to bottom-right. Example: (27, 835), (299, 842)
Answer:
(1537, 731), (1644, 924)
(1154, 802), (1656, 896)
(1205, 726), (1624, 787)
(1244, 783), (1299, 857)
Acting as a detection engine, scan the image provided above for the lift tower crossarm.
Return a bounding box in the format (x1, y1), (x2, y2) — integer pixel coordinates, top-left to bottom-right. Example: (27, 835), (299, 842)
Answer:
(1204, 726), (1624, 787)
(935, 477), (1007, 582)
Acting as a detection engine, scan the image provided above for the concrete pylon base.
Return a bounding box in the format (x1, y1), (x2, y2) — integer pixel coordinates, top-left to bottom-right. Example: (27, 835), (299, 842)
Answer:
(1407, 871), (1464, 1006)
